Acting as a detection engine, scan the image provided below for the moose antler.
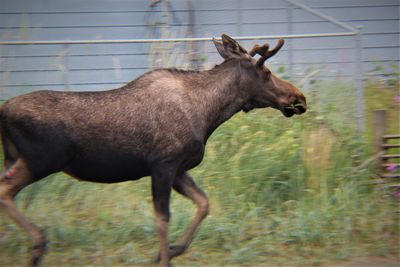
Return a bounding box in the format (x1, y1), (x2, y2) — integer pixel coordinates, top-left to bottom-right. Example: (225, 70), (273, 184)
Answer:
(249, 39), (285, 66)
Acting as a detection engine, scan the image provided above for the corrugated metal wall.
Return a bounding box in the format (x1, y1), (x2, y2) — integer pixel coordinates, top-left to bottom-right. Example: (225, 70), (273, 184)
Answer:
(0, 0), (398, 98)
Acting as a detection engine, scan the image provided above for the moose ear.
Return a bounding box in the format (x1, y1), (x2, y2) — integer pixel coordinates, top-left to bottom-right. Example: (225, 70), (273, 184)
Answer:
(222, 34), (248, 57)
(213, 34), (248, 59)
(212, 38), (229, 59)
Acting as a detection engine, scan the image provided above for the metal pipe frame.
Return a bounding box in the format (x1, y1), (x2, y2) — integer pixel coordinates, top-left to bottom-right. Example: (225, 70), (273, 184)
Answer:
(285, 0), (364, 134)
(285, 0), (358, 33)
(0, 32), (358, 45)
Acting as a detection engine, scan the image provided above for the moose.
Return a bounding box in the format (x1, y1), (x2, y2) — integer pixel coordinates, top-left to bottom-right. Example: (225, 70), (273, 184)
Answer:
(0, 34), (306, 266)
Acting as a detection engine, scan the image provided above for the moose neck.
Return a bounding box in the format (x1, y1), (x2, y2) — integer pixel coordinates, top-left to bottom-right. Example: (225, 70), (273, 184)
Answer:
(188, 60), (250, 141)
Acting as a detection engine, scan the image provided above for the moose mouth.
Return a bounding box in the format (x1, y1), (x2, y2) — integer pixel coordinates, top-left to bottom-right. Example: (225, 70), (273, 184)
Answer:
(282, 103), (307, 117)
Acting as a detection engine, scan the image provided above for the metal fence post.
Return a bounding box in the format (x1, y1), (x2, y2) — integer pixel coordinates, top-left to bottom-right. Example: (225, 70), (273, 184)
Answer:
(62, 43), (70, 90)
(236, 0), (243, 36)
(287, 2), (294, 80)
(355, 25), (364, 134)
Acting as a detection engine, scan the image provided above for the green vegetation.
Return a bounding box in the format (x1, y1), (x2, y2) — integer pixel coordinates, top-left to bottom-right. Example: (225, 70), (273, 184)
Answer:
(0, 79), (398, 266)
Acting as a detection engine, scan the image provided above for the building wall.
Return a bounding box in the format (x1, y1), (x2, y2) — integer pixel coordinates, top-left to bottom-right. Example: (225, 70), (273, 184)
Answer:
(0, 0), (398, 98)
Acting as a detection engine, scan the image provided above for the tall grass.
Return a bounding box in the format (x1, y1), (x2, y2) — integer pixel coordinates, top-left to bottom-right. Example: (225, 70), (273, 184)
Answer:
(0, 80), (398, 266)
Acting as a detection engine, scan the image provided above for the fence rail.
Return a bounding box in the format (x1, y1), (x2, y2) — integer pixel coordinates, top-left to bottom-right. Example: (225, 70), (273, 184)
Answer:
(373, 111), (400, 180)
(381, 135), (400, 179)
(0, 32), (359, 45)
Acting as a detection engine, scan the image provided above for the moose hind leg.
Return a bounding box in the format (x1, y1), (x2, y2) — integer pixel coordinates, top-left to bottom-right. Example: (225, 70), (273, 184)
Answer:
(0, 158), (48, 267)
(168, 173), (209, 259)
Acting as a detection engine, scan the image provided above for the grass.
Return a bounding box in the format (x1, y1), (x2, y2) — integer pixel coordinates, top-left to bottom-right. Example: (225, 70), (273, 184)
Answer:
(0, 79), (399, 266)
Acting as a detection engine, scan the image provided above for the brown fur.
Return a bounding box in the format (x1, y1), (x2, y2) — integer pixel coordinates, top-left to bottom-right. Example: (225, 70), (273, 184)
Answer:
(0, 34), (306, 267)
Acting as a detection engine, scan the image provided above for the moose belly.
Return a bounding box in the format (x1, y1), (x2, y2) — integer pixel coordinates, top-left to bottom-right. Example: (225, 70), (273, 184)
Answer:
(63, 155), (150, 183)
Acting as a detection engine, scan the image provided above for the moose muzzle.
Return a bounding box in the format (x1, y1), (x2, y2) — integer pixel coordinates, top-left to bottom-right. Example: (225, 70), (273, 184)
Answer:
(281, 95), (307, 117)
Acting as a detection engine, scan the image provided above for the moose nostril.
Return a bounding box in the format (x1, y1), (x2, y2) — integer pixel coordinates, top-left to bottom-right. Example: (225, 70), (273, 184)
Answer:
(298, 105), (306, 113)
(293, 103), (306, 113)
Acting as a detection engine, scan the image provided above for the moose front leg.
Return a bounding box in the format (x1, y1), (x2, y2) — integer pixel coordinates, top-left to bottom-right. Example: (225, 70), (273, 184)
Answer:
(151, 166), (175, 267)
(167, 173), (209, 258)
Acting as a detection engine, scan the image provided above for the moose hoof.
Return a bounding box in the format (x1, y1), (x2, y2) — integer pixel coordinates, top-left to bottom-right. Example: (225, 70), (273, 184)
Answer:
(168, 244), (187, 258)
(30, 240), (49, 267)
(153, 256), (174, 267)
(155, 244), (187, 263)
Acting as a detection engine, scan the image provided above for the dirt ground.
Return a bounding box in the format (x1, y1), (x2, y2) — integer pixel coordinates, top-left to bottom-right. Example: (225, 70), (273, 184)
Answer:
(328, 257), (399, 267)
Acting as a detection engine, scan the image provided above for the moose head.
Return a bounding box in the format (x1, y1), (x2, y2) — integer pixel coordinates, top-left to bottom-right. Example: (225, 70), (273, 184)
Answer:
(213, 34), (307, 117)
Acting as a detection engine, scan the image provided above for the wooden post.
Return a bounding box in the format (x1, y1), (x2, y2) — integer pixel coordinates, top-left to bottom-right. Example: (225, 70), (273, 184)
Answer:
(372, 110), (387, 173)
(372, 110), (387, 154)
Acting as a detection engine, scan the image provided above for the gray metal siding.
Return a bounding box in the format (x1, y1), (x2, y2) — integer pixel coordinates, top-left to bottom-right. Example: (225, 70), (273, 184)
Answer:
(0, 0), (399, 98)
